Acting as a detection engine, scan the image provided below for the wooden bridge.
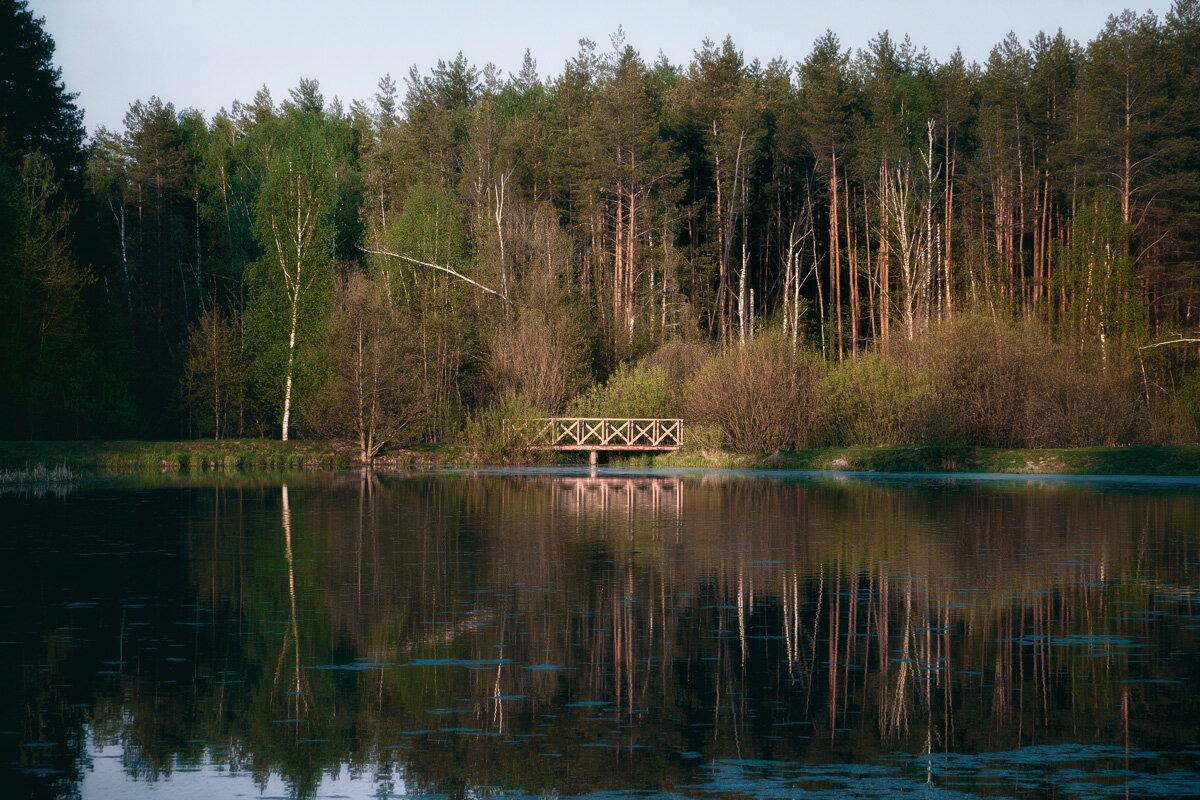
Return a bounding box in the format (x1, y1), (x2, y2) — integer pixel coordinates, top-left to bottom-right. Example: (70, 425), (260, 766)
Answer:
(508, 418), (683, 464)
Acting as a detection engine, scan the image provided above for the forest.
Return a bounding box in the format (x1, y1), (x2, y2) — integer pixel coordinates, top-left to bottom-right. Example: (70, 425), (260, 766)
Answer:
(2, 0), (1199, 459)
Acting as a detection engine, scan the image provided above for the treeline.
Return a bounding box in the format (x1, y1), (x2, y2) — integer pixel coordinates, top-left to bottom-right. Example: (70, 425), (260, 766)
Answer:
(2, 0), (1199, 453)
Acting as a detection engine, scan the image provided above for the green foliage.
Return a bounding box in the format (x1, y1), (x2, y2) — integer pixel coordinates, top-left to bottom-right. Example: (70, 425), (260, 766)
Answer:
(1159, 367), (1200, 443)
(393, 185), (470, 269)
(0, 0), (86, 178)
(1056, 192), (1146, 344)
(0, 153), (110, 438)
(183, 304), (250, 440)
(818, 353), (934, 445)
(244, 101), (345, 437)
(458, 393), (550, 463)
(569, 362), (673, 419)
(370, 182), (478, 442)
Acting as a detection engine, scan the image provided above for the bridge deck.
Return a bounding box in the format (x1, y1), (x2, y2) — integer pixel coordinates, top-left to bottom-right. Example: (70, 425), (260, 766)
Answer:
(508, 418), (682, 457)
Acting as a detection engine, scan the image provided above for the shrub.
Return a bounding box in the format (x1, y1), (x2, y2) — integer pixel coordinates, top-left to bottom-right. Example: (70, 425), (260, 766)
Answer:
(818, 354), (935, 446)
(569, 363), (673, 419)
(1140, 348), (1200, 445)
(1166, 370), (1200, 443)
(908, 315), (1145, 448)
(1023, 339), (1143, 447)
(640, 339), (710, 407)
(459, 393), (550, 463)
(684, 334), (823, 453)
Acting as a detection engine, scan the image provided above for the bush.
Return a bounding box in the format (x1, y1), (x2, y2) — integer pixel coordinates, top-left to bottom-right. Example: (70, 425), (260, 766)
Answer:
(568, 363), (673, 419)
(639, 339), (710, 415)
(907, 315), (1145, 448)
(1141, 347), (1200, 445)
(683, 334), (823, 453)
(1024, 339), (1142, 447)
(817, 354), (934, 446)
(1165, 370), (1200, 443)
(458, 393), (550, 463)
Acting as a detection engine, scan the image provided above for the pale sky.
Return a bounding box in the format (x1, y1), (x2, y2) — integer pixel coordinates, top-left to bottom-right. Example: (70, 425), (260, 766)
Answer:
(32, 0), (1176, 135)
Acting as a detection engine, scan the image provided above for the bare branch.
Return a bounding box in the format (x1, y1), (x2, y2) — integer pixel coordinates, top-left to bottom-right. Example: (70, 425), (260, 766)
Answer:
(360, 246), (512, 304)
(1139, 335), (1200, 350)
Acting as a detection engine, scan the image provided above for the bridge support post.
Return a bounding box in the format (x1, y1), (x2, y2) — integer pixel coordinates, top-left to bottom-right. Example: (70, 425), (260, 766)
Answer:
(589, 450), (598, 466)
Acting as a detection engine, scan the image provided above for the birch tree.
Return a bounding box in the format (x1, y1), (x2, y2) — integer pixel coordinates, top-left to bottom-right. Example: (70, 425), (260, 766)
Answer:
(247, 97), (339, 441)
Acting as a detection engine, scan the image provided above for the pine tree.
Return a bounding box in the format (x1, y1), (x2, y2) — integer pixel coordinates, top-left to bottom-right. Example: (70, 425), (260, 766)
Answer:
(0, 0), (86, 179)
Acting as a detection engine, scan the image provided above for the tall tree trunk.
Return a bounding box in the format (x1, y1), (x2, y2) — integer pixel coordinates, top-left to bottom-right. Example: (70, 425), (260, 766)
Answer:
(615, 182), (624, 326)
(713, 122), (726, 343)
(865, 185), (877, 345)
(845, 174), (858, 354)
(281, 287), (299, 442)
(494, 171), (509, 303)
(627, 186), (636, 343)
(878, 160), (891, 350)
(944, 126), (955, 321)
(830, 147), (842, 360)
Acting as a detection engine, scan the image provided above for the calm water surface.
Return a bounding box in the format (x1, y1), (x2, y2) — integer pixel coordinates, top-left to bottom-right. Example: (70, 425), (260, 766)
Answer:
(2, 468), (1199, 799)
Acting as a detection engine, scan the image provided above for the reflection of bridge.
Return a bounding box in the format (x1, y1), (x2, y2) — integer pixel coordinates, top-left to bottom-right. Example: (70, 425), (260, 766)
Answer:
(510, 418), (683, 464)
(553, 476), (683, 518)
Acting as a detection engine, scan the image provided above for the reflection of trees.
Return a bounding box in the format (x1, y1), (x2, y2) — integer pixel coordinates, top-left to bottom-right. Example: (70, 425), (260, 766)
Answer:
(8, 474), (1200, 798)
(273, 484), (309, 724)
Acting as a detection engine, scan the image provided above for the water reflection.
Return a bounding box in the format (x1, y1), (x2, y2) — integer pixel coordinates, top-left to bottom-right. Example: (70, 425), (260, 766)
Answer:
(553, 475), (683, 519)
(2, 471), (1199, 799)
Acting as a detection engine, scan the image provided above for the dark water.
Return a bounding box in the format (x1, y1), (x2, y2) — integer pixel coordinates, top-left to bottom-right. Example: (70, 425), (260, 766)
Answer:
(2, 468), (1199, 799)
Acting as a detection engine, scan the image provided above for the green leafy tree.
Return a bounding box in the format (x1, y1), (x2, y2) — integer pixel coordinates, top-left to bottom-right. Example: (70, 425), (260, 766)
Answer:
(0, 0), (97, 436)
(373, 182), (476, 440)
(1081, 10), (1164, 231)
(800, 31), (856, 354)
(590, 37), (683, 353)
(246, 92), (342, 440)
(1150, 0), (1200, 326)
(401, 53), (479, 191)
(684, 37), (764, 344)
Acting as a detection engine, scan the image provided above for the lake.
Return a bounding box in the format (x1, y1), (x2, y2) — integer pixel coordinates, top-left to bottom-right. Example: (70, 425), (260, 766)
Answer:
(2, 468), (1199, 799)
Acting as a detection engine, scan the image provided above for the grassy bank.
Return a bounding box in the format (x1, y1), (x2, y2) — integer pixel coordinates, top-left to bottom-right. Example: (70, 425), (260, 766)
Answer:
(2, 440), (1198, 478)
(0, 440), (353, 475)
(647, 444), (1200, 476)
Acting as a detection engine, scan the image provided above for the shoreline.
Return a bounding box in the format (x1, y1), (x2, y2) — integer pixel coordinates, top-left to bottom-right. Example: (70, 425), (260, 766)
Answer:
(1, 440), (1199, 478)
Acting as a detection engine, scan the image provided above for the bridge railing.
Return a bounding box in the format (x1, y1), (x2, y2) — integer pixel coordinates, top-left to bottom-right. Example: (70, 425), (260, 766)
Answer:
(505, 418), (683, 450)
